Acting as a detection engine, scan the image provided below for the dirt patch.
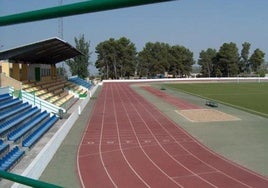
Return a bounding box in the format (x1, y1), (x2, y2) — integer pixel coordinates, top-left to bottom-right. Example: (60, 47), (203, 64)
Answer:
(176, 109), (240, 122)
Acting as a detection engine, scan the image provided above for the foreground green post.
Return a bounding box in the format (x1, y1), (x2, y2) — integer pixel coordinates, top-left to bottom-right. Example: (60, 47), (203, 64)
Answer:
(0, 170), (63, 188)
(0, 0), (174, 26)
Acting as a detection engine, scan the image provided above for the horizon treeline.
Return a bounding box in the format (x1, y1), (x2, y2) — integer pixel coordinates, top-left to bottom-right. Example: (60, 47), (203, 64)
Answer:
(72, 36), (266, 79)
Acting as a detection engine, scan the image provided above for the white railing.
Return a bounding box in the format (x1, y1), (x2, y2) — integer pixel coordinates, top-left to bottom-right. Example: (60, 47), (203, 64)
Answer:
(20, 90), (66, 114)
(9, 86), (65, 115)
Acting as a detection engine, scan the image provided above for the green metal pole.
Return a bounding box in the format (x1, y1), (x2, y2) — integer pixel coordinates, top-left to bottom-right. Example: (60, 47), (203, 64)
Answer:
(0, 170), (63, 188)
(0, 0), (174, 26)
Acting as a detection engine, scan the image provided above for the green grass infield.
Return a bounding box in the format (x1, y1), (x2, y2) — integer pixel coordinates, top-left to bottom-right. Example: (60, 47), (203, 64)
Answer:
(164, 82), (268, 118)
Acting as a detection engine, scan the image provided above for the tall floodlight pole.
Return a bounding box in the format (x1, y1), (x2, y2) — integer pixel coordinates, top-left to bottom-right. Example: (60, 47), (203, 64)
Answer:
(0, 0), (175, 26)
(58, 0), (63, 39)
(58, 0), (65, 76)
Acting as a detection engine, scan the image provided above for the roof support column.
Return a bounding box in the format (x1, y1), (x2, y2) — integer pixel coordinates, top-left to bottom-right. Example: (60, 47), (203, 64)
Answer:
(51, 64), (57, 78)
(12, 63), (20, 81)
(21, 64), (28, 81)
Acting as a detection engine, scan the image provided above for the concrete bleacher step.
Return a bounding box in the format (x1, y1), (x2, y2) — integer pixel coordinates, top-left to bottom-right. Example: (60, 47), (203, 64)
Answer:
(68, 84), (87, 95)
(22, 81), (35, 90)
(39, 93), (54, 100)
(34, 78), (66, 89)
(35, 89), (48, 96)
(47, 83), (65, 92)
(50, 92), (68, 105)
(32, 79), (55, 88)
(48, 95), (60, 103)
(54, 94), (74, 107)
(53, 88), (64, 96)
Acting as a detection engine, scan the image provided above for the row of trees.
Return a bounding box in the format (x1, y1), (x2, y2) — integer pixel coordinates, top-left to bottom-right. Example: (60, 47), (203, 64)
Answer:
(95, 37), (195, 79)
(66, 35), (266, 79)
(198, 42), (266, 77)
(137, 42), (194, 78)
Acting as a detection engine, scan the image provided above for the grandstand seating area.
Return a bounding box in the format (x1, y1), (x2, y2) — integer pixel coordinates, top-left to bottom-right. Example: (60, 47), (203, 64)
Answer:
(0, 76), (92, 176)
(22, 77), (88, 108)
(68, 76), (92, 89)
(0, 93), (59, 172)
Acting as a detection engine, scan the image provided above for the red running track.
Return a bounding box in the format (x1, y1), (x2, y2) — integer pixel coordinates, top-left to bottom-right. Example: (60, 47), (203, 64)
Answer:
(77, 83), (268, 188)
(142, 85), (201, 110)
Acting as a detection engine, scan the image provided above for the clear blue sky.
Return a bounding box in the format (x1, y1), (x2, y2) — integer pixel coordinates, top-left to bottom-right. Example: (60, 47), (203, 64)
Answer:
(1, 0), (268, 71)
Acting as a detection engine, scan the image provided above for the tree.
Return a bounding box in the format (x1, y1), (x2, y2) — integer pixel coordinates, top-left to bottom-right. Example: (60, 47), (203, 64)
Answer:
(169, 45), (195, 77)
(137, 42), (170, 78)
(198, 48), (217, 77)
(115, 37), (137, 78)
(249, 48), (265, 72)
(95, 38), (115, 79)
(239, 42), (251, 73)
(137, 42), (194, 78)
(95, 37), (137, 79)
(217, 42), (240, 77)
(66, 34), (91, 79)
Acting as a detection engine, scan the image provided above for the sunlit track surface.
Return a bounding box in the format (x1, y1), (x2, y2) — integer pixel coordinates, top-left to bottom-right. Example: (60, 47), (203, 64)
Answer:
(78, 82), (268, 188)
(142, 85), (201, 110)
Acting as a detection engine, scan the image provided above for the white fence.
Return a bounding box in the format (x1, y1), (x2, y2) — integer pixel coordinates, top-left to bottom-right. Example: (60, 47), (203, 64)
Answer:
(103, 77), (268, 83)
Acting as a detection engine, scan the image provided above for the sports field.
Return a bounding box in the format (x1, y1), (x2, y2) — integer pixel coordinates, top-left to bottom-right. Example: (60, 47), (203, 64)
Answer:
(164, 82), (268, 117)
(39, 81), (268, 187)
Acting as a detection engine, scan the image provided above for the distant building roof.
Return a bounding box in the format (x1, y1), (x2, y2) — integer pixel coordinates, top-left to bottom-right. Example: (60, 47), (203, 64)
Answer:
(0, 37), (82, 64)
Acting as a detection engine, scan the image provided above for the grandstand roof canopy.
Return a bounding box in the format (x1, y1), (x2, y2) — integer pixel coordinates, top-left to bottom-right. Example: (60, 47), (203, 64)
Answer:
(0, 37), (82, 64)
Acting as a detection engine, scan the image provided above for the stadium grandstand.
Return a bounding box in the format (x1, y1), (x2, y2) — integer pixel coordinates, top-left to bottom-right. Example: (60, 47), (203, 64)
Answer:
(0, 37), (96, 187)
(3, 1), (268, 187)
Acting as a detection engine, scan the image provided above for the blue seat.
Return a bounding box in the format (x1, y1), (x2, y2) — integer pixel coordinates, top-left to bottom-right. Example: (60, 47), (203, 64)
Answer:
(22, 115), (58, 148)
(0, 140), (9, 156)
(0, 98), (21, 111)
(0, 102), (31, 121)
(0, 93), (12, 102)
(8, 111), (49, 142)
(0, 146), (25, 171)
(69, 77), (92, 89)
(0, 107), (40, 136)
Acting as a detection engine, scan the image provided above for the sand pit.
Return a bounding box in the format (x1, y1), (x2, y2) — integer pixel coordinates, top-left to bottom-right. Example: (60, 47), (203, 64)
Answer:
(176, 109), (240, 122)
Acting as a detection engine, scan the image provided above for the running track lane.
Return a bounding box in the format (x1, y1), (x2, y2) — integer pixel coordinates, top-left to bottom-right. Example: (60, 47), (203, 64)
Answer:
(77, 83), (268, 188)
(142, 85), (201, 110)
